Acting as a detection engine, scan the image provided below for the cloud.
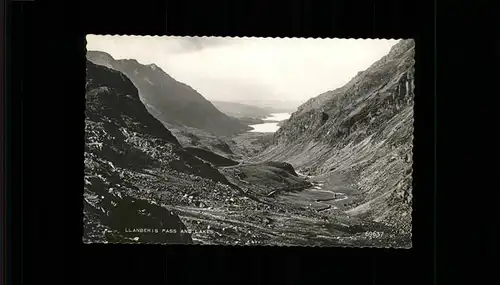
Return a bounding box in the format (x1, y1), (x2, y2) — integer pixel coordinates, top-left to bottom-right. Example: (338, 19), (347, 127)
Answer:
(86, 35), (400, 102)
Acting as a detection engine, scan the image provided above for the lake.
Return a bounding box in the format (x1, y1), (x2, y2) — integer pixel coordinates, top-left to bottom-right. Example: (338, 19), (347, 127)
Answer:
(248, 113), (291, 133)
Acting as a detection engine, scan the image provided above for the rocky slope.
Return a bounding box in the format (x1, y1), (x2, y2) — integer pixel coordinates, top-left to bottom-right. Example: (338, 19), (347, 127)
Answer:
(167, 126), (241, 160)
(86, 50), (250, 137)
(254, 39), (415, 236)
(168, 125), (275, 162)
(84, 60), (248, 243)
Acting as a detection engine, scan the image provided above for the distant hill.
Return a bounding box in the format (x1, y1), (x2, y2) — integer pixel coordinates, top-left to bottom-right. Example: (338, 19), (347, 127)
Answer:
(86, 50), (250, 137)
(230, 99), (303, 113)
(211, 101), (273, 118)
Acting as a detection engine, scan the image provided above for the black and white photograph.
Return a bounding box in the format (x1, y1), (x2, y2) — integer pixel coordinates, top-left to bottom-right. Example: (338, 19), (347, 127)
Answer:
(84, 35), (414, 247)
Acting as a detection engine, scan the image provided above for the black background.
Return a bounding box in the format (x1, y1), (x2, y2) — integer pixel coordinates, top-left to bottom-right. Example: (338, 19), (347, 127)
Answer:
(6, 0), (497, 284)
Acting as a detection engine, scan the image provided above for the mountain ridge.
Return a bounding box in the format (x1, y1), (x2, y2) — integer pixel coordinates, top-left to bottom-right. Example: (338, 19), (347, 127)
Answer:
(86, 50), (251, 137)
(253, 39), (415, 235)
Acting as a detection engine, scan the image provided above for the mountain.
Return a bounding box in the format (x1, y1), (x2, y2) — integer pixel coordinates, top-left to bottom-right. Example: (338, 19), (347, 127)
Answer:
(84, 60), (246, 243)
(84, 60), (330, 245)
(254, 39), (415, 236)
(86, 50), (250, 137)
(211, 101), (274, 118)
(230, 99), (302, 113)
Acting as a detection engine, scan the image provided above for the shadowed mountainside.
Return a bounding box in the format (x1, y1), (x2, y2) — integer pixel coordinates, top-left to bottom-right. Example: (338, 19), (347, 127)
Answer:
(232, 99), (302, 113)
(86, 50), (250, 137)
(84, 60), (243, 243)
(254, 39), (415, 236)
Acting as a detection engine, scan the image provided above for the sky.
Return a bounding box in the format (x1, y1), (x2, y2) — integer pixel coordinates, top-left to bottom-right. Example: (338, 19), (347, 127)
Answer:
(86, 35), (399, 104)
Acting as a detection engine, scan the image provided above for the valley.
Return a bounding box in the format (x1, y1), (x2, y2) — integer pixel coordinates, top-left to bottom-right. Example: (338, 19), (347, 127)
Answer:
(84, 38), (414, 247)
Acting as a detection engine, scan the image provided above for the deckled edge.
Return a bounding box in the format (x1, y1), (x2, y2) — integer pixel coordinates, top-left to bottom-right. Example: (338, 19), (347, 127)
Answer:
(82, 34), (414, 249)
(82, 239), (413, 249)
(86, 34), (413, 41)
(82, 34), (88, 244)
(409, 39), (416, 249)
